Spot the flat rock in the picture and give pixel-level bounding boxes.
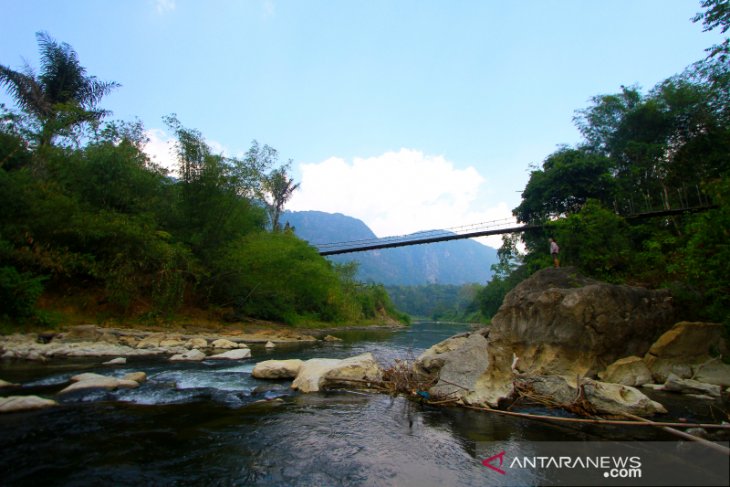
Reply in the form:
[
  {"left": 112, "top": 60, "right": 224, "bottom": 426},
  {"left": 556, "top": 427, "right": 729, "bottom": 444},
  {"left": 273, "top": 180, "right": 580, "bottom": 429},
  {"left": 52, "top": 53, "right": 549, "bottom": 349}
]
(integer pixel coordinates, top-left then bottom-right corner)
[
  {"left": 60, "top": 375, "right": 139, "bottom": 394},
  {"left": 663, "top": 373, "right": 722, "bottom": 398},
  {"left": 210, "top": 339, "right": 238, "bottom": 349},
  {"left": 264, "top": 341, "right": 276, "bottom": 349},
  {"left": 103, "top": 357, "right": 127, "bottom": 365},
  {"left": 252, "top": 359, "right": 304, "bottom": 379},
  {"left": 597, "top": 356, "right": 652, "bottom": 387},
  {"left": 582, "top": 378, "right": 667, "bottom": 416},
  {"left": 208, "top": 348, "right": 252, "bottom": 360},
  {"left": 692, "top": 361, "right": 730, "bottom": 387},
  {"left": 0, "top": 395, "right": 58, "bottom": 413},
  {"left": 169, "top": 349, "right": 206, "bottom": 362}
]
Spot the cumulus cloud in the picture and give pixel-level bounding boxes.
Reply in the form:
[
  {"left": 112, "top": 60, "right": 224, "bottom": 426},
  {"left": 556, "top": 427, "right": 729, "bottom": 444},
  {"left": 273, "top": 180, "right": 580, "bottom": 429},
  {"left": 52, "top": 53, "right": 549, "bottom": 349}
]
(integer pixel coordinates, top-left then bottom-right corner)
[
  {"left": 288, "top": 149, "right": 514, "bottom": 248},
  {"left": 143, "top": 128, "right": 178, "bottom": 175}
]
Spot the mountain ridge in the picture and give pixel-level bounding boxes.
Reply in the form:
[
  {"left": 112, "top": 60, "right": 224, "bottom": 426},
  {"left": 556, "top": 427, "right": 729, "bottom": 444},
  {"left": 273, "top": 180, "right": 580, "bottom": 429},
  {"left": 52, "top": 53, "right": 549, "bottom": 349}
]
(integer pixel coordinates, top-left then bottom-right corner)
[{"left": 282, "top": 210, "right": 498, "bottom": 285}]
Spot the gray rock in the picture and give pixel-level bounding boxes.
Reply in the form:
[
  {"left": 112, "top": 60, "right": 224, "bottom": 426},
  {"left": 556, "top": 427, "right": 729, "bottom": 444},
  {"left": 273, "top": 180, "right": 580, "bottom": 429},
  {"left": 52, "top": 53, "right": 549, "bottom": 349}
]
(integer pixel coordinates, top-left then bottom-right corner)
[
  {"left": 663, "top": 373, "right": 722, "bottom": 398},
  {"left": 324, "top": 353, "right": 382, "bottom": 388},
  {"left": 692, "top": 361, "right": 730, "bottom": 387},
  {"left": 644, "top": 322, "right": 725, "bottom": 383},
  {"left": 252, "top": 359, "right": 304, "bottom": 379},
  {"left": 514, "top": 375, "right": 667, "bottom": 417},
  {"left": 208, "top": 348, "right": 252, "bottom": 360},
  {"left": 169, "top": 349, "right": 206, "bottom": 362},
  {"left": 489, "top": 267, "right": 675, "bottom": 380}
]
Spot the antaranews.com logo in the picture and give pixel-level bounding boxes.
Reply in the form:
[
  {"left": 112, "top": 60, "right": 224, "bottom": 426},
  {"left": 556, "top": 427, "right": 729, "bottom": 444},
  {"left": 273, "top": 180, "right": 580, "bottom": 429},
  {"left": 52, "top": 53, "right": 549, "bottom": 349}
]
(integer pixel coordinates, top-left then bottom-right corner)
[
  {"left": 483, "top": 449, "right": 642, "bottom": 479},
  {"left": 477, "top": 441, "right": 728, "bottom": 486}
]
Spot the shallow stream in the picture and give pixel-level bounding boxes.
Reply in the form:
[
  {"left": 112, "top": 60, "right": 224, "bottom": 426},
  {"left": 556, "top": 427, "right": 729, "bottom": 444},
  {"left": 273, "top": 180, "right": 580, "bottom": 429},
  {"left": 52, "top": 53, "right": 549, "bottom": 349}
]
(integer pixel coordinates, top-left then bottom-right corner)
[{"left": 0, "top": 322, "right": 726, "bottom": 486}]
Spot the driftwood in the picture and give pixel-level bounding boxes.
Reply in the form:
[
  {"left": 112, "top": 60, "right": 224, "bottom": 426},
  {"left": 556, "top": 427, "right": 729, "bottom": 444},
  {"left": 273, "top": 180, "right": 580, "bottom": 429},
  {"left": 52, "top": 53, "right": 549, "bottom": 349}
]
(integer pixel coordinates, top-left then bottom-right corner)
[
  {"left": 621, "top": 412, "right": 730, "bottom": 456},
  {"left": 333, "top": 359, "right": 730, "bottom": 454}
]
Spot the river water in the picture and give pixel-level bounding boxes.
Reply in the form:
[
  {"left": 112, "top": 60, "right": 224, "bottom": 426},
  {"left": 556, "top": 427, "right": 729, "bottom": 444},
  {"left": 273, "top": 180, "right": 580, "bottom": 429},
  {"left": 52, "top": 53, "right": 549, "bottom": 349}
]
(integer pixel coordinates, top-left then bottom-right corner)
[{"left": 0, "top": 322, "right": 726, "bottom": 486}]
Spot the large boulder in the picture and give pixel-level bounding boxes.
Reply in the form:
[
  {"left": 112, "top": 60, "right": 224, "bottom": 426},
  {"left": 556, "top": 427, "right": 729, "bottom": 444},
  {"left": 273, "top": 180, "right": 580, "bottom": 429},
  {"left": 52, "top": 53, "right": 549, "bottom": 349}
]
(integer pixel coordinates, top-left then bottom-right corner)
[
  {"left": 415, "top": 330, "right": 491, "bottom": 403},
  {"left": 252, "top": 359, "right": 304, "bottom": 379},
  {"left": 324, "top": 353, "right": 382, "bottom": 388},
  {"left": 415, "top": 267, "right": 676, "bottom": 407},
  {"left": 597, "top": 356, "right": 652, "bottom": 387},
  {"left": 489, "top": 267, "right": 675, "bottom": 380},
  {"left": 291, "top": 359, "right": 342, "bottom": 392},
  {"left": 290, "top": 354, "right": 383, "bottom": 392},
  {"left": 643, "top": 322, "right": 727, "bottom": 383}
]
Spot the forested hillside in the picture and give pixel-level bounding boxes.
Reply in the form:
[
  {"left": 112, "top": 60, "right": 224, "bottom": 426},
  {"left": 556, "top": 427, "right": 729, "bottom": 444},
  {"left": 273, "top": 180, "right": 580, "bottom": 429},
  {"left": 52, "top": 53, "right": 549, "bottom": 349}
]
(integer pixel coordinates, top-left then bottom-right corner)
[
  {"left": 0, "top": 33, "right": 406, "bottom": 328},
  {"left": 474, "top": 1, "right": 730, "bottom": 331}
]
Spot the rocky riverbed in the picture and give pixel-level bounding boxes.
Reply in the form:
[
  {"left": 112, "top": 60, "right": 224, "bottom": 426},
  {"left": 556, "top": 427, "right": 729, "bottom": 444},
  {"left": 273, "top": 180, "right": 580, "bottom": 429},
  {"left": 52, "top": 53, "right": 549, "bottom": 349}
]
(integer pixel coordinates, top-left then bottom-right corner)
[
  {"left": 2, "top": 267, "right": 730, "bottom": 420},
  {"left": 411, "top": 267, "right": 730, "bottom": 418}
]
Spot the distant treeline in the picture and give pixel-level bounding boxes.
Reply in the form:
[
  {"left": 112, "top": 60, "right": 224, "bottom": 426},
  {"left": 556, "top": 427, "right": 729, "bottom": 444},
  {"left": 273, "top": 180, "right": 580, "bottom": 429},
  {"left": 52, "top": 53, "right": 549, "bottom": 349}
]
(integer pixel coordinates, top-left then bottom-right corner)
[
  {"left": 386, "top": 284, "right": 482, "bottom": 323},
  {"left": 0, "top": 32, "right": 407, "bottom": 328}
]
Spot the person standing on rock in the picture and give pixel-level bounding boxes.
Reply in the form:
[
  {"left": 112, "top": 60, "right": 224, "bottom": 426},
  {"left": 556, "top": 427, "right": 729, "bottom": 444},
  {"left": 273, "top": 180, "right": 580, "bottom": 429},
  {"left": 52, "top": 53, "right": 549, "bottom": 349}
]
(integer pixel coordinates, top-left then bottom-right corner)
[{"left": 549, "top": 238, "right": 560, "bottom": 268}]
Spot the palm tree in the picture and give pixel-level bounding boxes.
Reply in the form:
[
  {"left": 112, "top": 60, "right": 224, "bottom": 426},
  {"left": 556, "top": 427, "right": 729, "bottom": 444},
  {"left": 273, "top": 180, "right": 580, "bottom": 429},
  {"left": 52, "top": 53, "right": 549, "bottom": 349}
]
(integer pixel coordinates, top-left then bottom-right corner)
[
  {"left": 262, "top": 165, "right": 300, "bottom": 232},
  {"left": 0, "top": 31, "right": 119, "bottom": 147}
]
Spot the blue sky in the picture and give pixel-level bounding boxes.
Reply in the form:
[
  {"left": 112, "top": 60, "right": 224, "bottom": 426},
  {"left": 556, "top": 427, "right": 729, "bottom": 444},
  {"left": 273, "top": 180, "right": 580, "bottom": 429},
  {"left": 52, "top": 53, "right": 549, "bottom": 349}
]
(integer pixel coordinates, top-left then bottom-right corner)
[{"left": 1, "top": 0, "right": 723, "bottom": 247}]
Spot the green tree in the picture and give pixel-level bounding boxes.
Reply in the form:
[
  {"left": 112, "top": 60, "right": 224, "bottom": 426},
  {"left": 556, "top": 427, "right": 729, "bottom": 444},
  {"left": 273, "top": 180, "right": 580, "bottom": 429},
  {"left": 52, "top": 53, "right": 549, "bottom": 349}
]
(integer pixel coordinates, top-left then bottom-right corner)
[
  {"left": 514, "top": 147, "right": 614, "bottom": 224},
  {"left": 0, "top": 32, "right": 119, "bottom": 147},
  {"left": 261, "top": 163, "right": 300, "bottom": 231}
]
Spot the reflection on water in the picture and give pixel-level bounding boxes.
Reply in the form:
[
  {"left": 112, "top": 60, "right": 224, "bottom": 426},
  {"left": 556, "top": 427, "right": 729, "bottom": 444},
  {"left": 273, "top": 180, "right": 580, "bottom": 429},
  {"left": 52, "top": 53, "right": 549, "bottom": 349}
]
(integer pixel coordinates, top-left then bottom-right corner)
[{"left": 0, "top": 322, "right": 702, "bottom": 486}]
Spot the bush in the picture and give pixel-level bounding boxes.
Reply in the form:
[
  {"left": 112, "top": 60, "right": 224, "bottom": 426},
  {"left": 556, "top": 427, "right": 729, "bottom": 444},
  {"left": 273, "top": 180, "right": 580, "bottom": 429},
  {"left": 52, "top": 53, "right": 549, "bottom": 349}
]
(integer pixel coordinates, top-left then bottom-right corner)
[{"left": 0, "top": 266, "right": 45, "bottom": 321}]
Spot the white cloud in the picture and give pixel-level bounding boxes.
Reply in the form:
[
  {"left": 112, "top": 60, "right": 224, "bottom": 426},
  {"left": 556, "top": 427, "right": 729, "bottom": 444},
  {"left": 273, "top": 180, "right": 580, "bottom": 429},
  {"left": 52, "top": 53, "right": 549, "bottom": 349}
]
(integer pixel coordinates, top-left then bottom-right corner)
[
  {"left": 143, "top": 128, "right": 178, "bottom": 175},
  {"left": 154, "top": 0, "right": 176, "bottom": 14},
  {"left": 142, "top": 128, "right": 243, "bottom": 177},
  {"left": 288, "top": 149, "right": 514, "bottom": 248}
]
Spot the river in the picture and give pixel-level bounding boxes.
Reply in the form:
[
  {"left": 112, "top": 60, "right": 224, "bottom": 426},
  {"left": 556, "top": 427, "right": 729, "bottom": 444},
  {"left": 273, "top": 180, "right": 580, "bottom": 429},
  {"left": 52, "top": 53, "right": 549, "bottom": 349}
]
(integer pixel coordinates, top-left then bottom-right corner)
[{"left": 0, "top": 322, "right": 726, "bottom": 486}]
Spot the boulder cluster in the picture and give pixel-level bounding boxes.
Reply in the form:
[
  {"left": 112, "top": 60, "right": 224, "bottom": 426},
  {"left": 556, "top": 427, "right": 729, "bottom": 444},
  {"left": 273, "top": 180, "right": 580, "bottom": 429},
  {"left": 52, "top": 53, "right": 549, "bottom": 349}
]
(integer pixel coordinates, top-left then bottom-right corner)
[
  {"left": 414, "top": 267, "right": 730, "bottom": 417},
  {"left": 0, "top": 326, "right": 317, "bottom": 362}
]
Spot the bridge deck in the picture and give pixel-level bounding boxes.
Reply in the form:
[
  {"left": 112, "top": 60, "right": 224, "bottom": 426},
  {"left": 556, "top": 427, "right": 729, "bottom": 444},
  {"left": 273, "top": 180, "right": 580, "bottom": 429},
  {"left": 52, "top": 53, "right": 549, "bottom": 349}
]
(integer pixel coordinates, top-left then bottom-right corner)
[{"left": 315, "top": 206, "right": 716, "bottom": 256}]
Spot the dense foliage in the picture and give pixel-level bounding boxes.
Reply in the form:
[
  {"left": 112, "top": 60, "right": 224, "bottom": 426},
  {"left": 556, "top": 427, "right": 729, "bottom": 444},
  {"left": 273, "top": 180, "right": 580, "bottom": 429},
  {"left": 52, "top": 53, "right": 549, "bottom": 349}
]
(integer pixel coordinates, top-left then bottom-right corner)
[
  {"left": 0, "top": 33, "right": 405, "bottom": 327},
  {"left": 386, "top": 284, "right": 482, "bottom": 322},
  {"left": 475, "top": 1, "right": 730, "bottom": 332}
]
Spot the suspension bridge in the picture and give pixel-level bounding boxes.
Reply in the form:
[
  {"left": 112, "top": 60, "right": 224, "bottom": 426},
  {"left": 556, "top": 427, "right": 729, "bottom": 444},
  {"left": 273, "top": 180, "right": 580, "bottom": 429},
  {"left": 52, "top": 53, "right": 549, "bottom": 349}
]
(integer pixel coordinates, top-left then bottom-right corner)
[{"left": 314, "top": 205, "right": 716, "bottom": 256}]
